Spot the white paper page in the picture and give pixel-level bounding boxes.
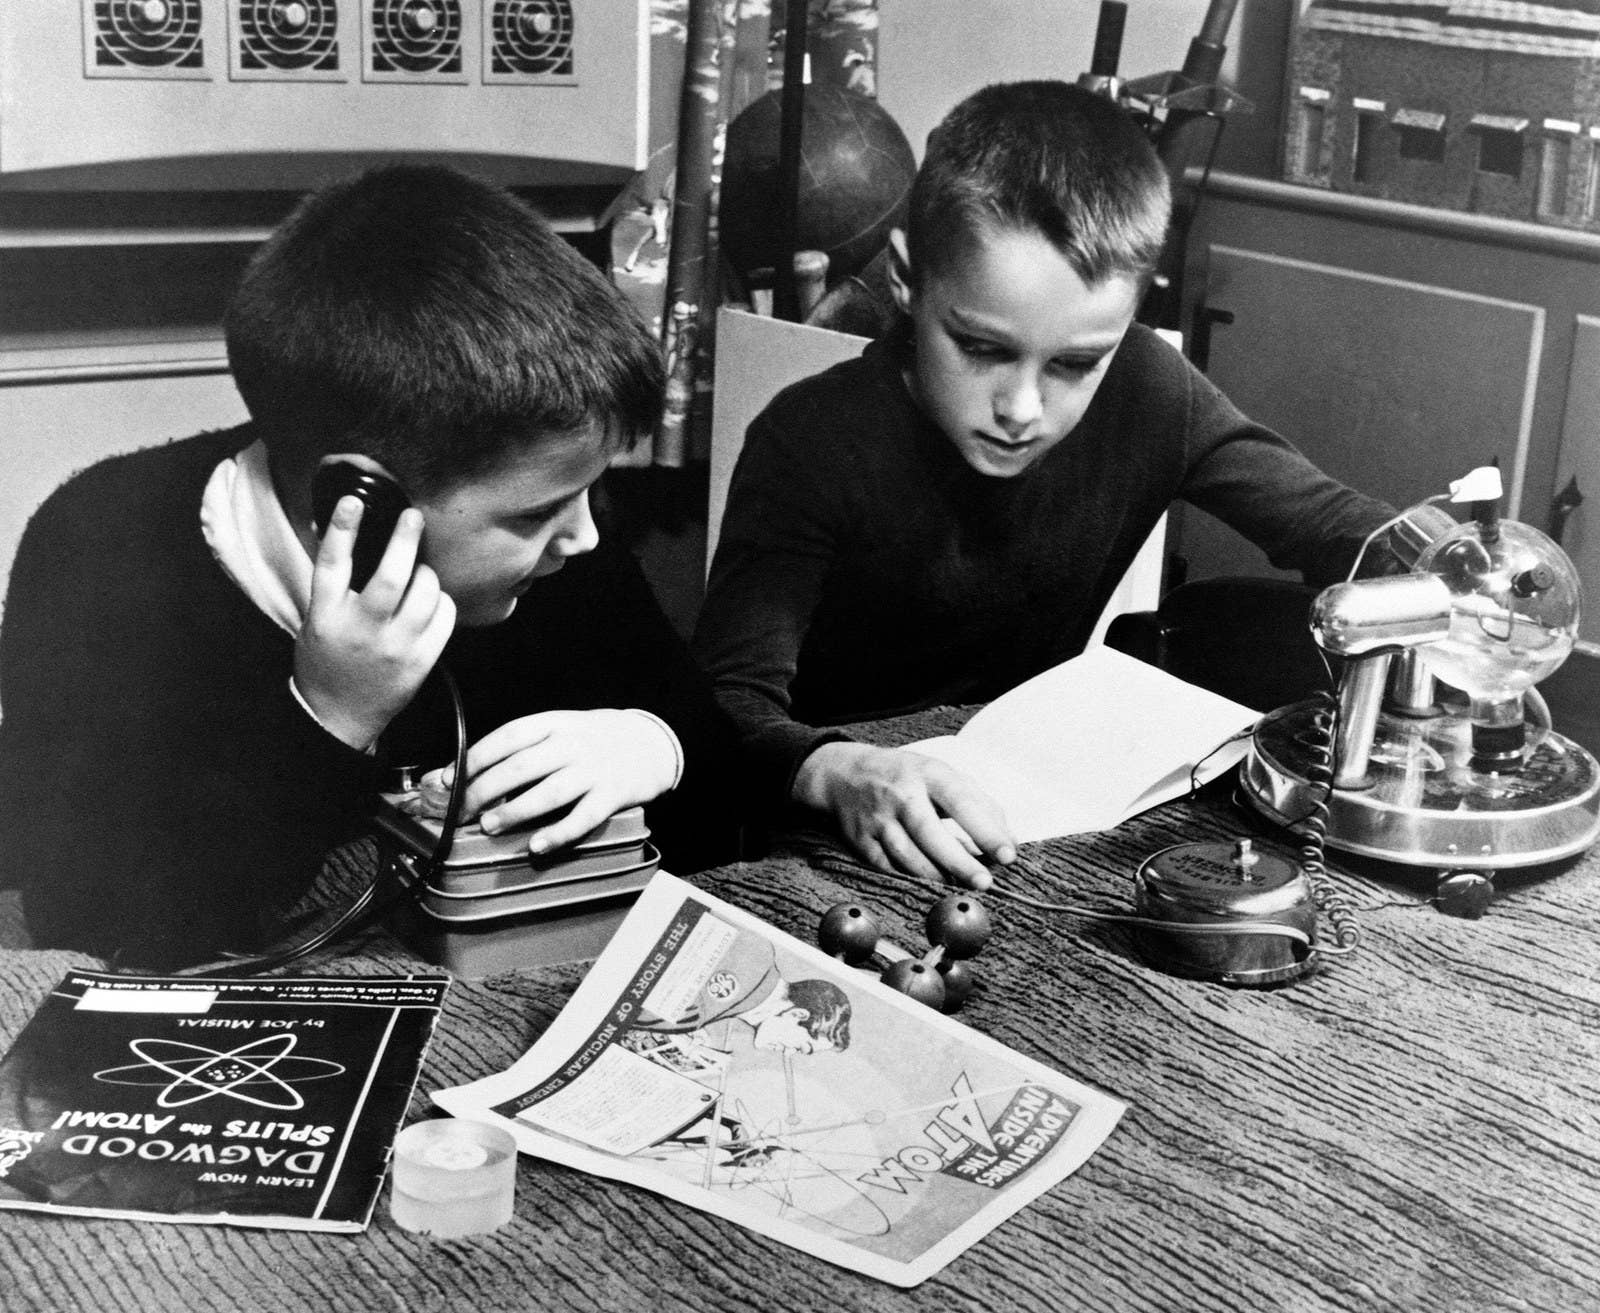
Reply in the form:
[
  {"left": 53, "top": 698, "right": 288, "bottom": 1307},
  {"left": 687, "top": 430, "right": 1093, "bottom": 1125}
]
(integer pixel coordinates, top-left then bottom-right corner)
[
  {"left": 902, "top": 736, "right": 1105, "bottom": 840},
  {"left": 904, "top": 648, "right": 1258, "bottom": 843}
]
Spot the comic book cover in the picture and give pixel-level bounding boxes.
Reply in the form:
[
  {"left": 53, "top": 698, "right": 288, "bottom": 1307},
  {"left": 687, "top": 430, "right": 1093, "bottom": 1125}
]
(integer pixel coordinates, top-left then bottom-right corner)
[
  {"left": 432, "top": 873, "right": 1124, "bottom": 1286},
  {"left": 0, "top": 973, "right": 448, "bottom": 1231}
]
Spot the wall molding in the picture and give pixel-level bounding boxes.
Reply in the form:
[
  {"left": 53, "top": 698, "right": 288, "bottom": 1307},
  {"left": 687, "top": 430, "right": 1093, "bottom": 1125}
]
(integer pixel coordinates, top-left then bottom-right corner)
[{"left": 1197, "top": 170, "right": 1600, "bottom": 263}]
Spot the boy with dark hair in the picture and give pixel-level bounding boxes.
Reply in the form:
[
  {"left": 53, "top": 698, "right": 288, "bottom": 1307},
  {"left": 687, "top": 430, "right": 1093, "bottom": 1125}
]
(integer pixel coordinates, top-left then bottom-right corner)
[
  {"left": 0, "top": 164, "right": 742, "bottom": 967},
  {"left": 694, "top": 81, "right": 1395, "bottom": 890}
]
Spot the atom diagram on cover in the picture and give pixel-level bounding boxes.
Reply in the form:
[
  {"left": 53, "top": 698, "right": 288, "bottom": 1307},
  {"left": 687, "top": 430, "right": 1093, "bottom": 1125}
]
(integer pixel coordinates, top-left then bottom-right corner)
[{"left": 93, "top": 1034, "right": 346, "bottom": 1110}]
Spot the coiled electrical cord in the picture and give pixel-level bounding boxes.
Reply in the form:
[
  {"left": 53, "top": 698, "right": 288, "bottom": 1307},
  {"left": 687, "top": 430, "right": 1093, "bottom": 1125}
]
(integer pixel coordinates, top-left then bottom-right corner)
[{"left": 1295, "top": 688, "right": 1361, "bottom": 957}]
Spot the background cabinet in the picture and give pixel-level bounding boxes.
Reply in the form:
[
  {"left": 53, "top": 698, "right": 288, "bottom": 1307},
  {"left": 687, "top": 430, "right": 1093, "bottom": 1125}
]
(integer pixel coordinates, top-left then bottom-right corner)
[{"left": 1176, "top": 171, "right": 1600, "bottom": 646}]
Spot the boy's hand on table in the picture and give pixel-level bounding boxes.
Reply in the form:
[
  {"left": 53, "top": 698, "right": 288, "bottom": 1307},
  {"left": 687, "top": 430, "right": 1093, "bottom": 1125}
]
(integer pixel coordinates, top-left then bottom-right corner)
[
  {"left": 295, "top": 499, "right": 456, "bottom": 750},
  {"left": 792, "top": 742, "right": 1016, "bottom": 891},
  {"left": 456, "top": 709, "right": 680, "bottom": 854}
]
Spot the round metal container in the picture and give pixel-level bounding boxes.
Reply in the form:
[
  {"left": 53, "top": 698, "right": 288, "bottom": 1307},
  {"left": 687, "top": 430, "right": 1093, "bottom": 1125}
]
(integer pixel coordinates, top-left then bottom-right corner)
[
  {"left": 1240, "top": 700, "right": 1600, "bottom": 869},
  {"left": 1133, "top": 840, "right": 1318, "bottom": 986}
]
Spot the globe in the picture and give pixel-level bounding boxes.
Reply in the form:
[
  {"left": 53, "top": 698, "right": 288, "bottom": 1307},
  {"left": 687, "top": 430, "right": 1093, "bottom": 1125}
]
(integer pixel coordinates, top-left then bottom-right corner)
[{"left": 720, "top": 85, "right": 917, "bottom": 286}]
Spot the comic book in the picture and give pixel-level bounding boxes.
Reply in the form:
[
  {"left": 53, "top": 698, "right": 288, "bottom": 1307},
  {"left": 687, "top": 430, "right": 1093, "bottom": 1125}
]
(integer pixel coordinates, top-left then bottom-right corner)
[
  {"left": 432, "top": 873, "right": 1125, "bottom": 1286},
  {"left": 0, "top": 972, "right": 448, "bottom": 1231}
]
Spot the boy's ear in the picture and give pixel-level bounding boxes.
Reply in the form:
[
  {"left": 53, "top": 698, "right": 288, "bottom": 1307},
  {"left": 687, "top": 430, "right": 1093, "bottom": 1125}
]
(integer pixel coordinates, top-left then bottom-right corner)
[{"left": 886, "top": 229, "right": 915, "bottom": 315}]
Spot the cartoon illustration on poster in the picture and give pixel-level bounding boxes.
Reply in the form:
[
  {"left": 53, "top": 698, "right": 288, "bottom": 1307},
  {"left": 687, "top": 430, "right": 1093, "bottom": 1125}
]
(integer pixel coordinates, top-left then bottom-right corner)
[{"left": 434, "top": 874, "right": 1121, "bottom": 1286}]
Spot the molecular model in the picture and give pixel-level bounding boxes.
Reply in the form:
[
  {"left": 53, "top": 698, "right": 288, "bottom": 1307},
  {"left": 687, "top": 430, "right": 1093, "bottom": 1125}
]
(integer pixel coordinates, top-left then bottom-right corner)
[{"left": 818, "top": 893, "right": 992, "bottom": 1013}]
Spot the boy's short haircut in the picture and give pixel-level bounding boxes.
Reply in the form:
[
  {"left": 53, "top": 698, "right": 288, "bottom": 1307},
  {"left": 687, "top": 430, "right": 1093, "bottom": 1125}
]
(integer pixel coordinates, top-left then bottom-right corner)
[
  {"left": 225, "top": 163, "right": 663, "bottom": 497},
  {"left": 906, "top": 80, "right": 1171, "bottom": 289}
]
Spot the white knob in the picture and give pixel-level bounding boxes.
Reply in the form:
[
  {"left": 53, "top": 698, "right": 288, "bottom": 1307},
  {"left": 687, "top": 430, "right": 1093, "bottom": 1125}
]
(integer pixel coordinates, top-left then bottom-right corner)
[{"left": 402, "top": 3, "right": 439, "bottom": 36}]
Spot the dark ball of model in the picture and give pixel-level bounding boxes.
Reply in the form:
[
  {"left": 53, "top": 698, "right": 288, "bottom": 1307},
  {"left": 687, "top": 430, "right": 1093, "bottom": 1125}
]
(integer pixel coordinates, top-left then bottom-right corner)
[
  {"left": 818, "top": 903, "right": 882, "bottom": 965},
  {"left": 880, "top": 959, "right": 947, "bottom": 1009},
  {"left": 935, "top": 959, "right": 976, "bottom": 1013},
  {"left": 925, "top": 894, "right": 992, "bottom": 960}
]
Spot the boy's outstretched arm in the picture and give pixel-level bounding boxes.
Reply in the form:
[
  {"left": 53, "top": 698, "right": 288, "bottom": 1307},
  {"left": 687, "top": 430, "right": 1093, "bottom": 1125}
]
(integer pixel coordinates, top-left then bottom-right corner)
[
  {"left": 695, "top": 407, "right": 1018, "bottom": 887},
  {"left": 451, "top": 708, "right": 682, "bottom": 855},
  {"left": 402, "top": 536, "right": 746, "bottom": 875},
  {"left": 791, "top": 741, "right": 1015, "bottom": 890}
]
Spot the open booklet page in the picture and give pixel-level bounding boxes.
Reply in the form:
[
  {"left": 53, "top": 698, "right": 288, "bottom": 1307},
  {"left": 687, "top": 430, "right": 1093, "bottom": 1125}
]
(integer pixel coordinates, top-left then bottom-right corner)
[
  {"left": 905, "top": 646, "right": 1260, "bottom": 843},
  {"left": 431, "top": 872, "right": 1124, "bottom": 1287}
]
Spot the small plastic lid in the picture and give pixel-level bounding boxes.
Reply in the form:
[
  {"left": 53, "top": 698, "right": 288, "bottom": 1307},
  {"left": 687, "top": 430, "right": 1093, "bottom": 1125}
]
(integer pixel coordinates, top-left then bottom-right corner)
[{"left": 389, "top": 1118, "right": 517, "bottom": 1238}]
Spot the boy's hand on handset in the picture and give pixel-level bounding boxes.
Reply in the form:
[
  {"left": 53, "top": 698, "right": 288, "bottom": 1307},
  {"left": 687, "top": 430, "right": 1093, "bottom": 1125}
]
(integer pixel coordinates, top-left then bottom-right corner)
[
  {"left": 294, "top": 496, "right": 457, "bottom": 750},
  {"left": 792, "top": 741, "right": 1016, "bottom": 891},
  {"left": 456, "top": 709, "right": 679, "bottom": 853}
]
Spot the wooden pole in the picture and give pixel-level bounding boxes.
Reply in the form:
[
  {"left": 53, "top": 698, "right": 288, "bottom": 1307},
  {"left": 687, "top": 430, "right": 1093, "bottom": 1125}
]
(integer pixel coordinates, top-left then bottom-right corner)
[{"left": 772, "top": 0, "right": 809, "bottom": 322}]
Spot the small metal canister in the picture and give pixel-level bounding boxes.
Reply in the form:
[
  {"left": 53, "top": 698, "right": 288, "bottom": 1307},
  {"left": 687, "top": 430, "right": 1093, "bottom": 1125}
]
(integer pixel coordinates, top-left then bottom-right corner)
[{"left": 1132, "top": 839, "right": 1318, "bottom": 986}]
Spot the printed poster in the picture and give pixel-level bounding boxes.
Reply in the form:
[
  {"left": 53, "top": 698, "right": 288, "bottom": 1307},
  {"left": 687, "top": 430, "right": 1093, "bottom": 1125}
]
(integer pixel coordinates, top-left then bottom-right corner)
[{"left": 434, "top": 872, "right": 1123, "bottom": 1286}]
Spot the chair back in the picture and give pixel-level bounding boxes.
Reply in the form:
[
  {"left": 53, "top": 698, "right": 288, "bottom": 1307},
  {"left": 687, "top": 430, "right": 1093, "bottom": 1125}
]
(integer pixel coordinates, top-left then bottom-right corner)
[{"left": 708, "top": 308, "right": 870, "bottom": 574}]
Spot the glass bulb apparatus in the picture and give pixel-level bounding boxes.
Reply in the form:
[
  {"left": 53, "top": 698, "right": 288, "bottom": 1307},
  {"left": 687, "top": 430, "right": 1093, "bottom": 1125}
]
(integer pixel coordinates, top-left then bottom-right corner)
[
  {"left": 1414, "top": 509, "right": 1581, "bottom": 771},
  {"left": 1240, "top": 476, "right": 1600, "bottom": 869}
]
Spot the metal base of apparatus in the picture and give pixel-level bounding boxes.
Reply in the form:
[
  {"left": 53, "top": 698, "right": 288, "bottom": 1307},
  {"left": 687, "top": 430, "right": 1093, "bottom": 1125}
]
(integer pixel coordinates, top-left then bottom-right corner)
[{"left": 1240, "top": 699, "right": 1600, "bottom": 869}]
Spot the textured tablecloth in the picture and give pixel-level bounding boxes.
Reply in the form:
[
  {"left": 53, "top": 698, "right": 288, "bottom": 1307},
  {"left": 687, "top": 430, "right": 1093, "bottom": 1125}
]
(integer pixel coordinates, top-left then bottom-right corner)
[{"left": 2, "top": 704, "right": 1597, "bottom": 1313}]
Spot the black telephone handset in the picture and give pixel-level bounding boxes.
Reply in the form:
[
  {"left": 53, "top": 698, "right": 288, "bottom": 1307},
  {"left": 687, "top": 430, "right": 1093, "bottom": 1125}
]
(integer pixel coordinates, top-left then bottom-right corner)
[{"left": 310, "top": 461, "right": 413, "bottom": 592}]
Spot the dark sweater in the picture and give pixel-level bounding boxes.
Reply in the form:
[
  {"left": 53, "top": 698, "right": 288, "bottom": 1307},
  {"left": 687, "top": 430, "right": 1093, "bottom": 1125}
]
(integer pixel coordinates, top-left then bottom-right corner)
[
  {"left": 693, "top": 323, "right": 1395, "bottom": 806},
  {"left": 0, "top": 428, "right": 743, "bottom": 966}
]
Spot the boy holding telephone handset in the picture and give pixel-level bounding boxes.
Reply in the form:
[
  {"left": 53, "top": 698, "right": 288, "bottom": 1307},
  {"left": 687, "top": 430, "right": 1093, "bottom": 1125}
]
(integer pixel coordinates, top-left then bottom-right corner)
[{"left": 0, "top": 165, "right": 744, "bottom": 968}]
